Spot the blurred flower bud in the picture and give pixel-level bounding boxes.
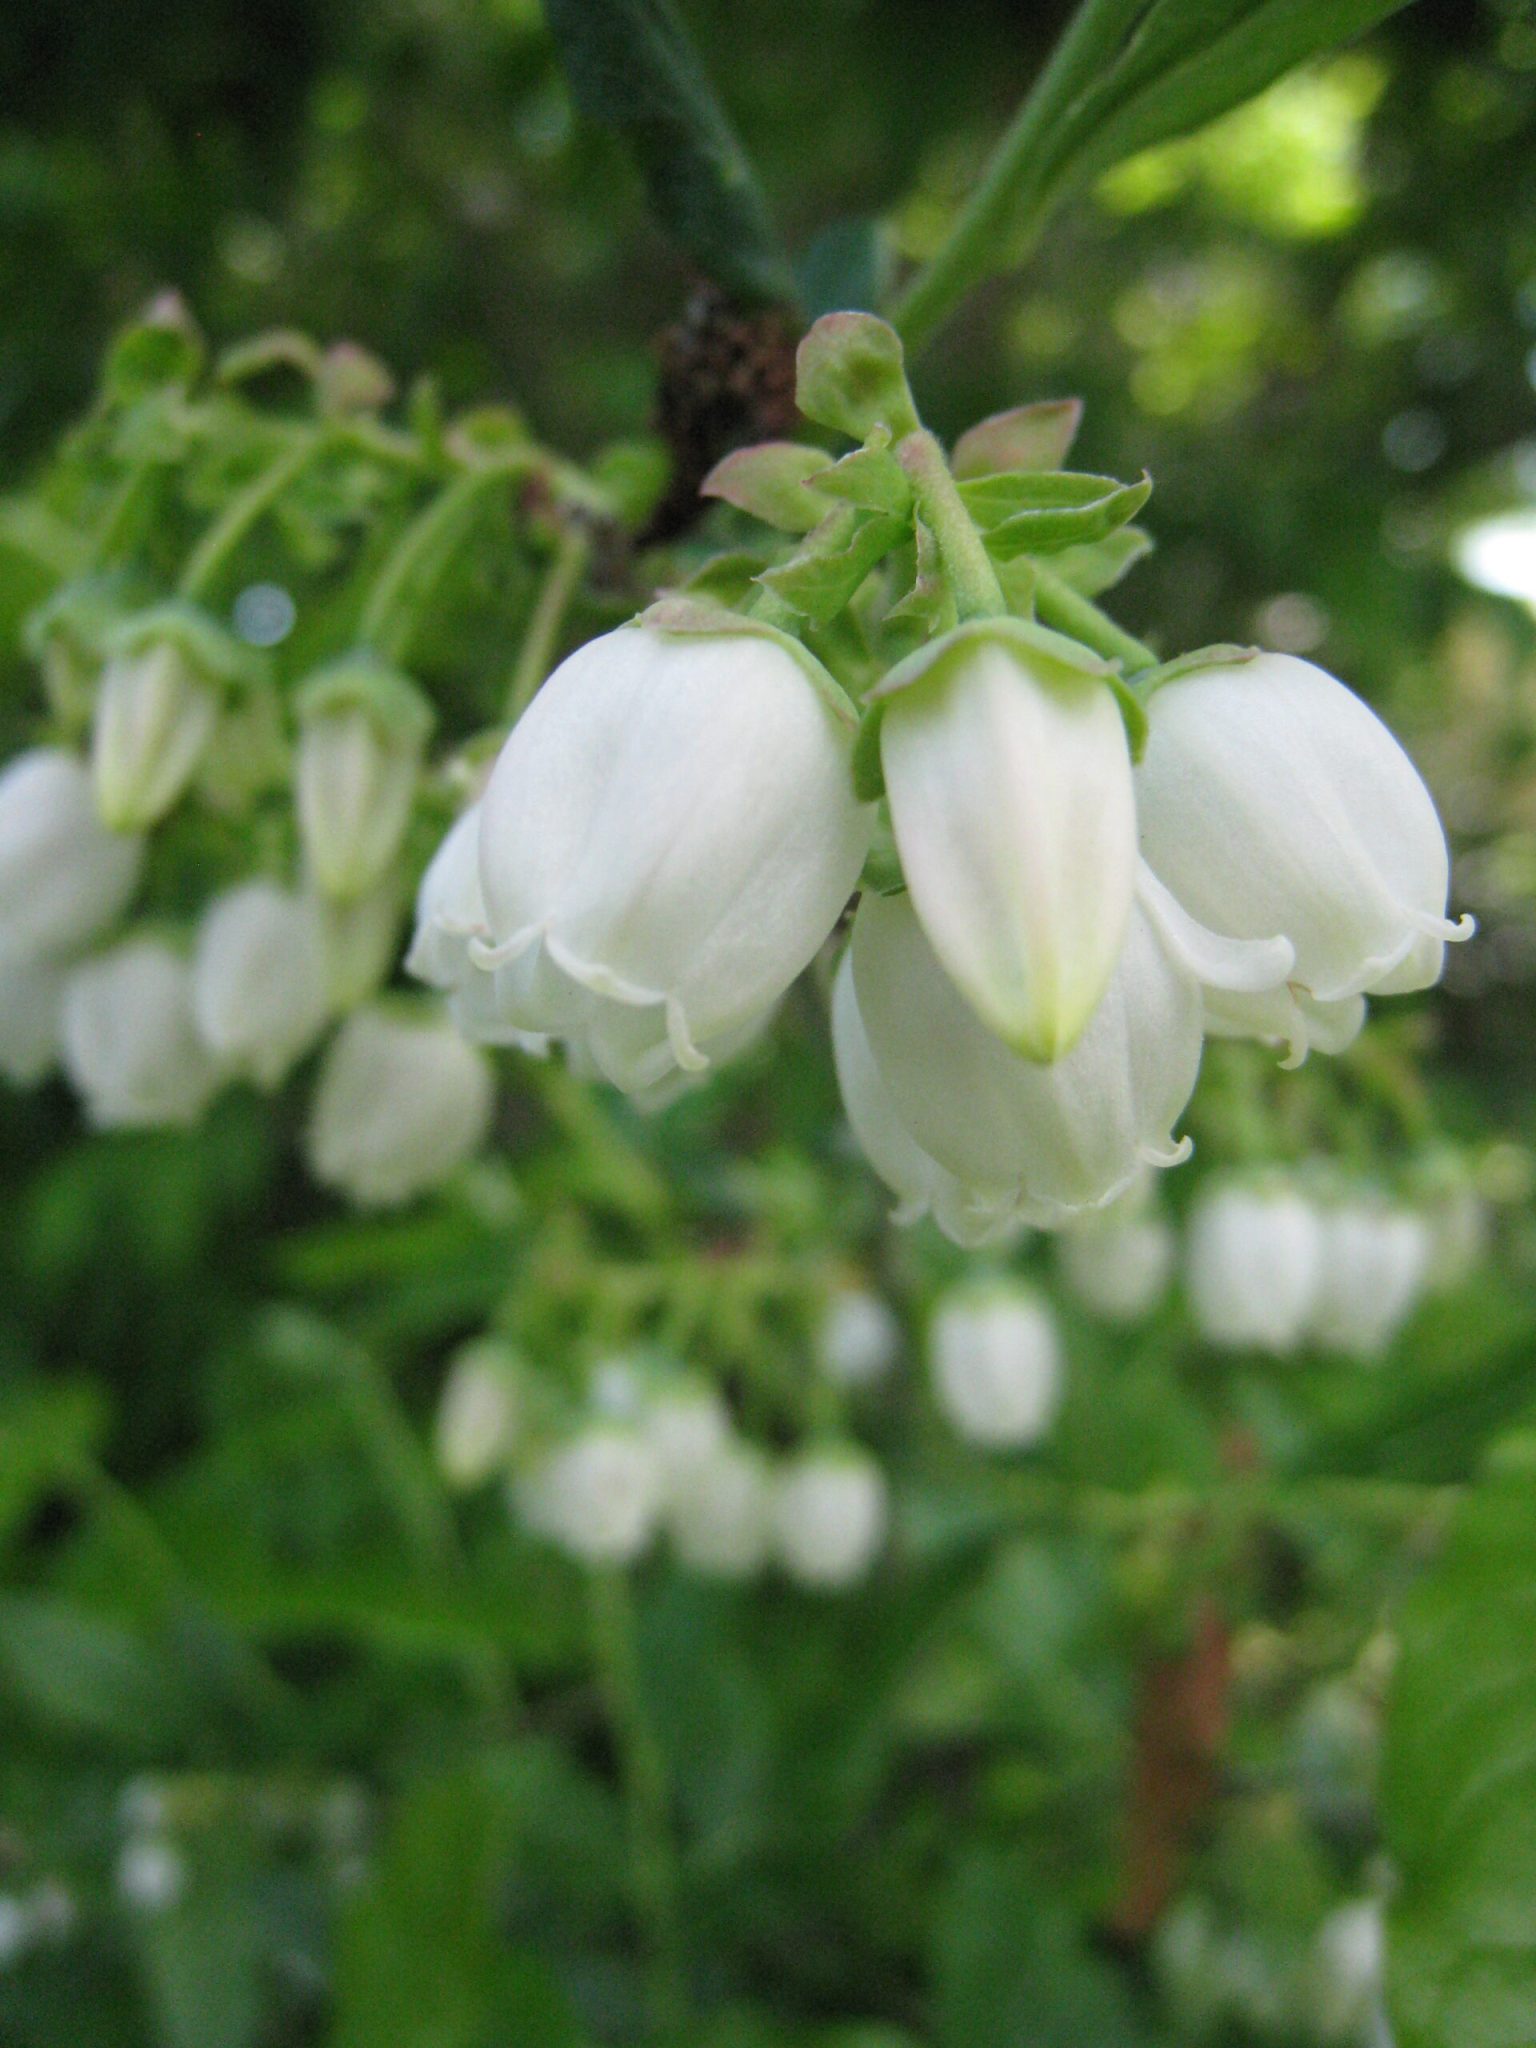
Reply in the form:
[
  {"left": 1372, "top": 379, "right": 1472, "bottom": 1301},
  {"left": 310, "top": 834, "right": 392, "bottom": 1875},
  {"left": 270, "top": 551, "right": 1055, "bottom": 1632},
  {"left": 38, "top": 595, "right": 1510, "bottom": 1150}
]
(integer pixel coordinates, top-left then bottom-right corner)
[
  {"left": 434, "top": 1337, "right": 522, "bottom": 1489},
  {"left": 470, "top": 615, "right": 871, "bottom": 1095},
  {"left": 849, "top": 886, "right": 1203, "bottom": 1228},
  {"left": 641, "top": 1380, "right": 732, "bottom": 1495},
  {"left": 295, "top": 656, "right": 434, "bottom": 901},
  {"left": 1186, "top": 1181, "right": 1323, "bottom": 1353},
  {"left": 668, "top": 1438, "right": 774, "bottom": 1578},
  {"left": 61, "top": 938, "right": 222, "bottom": 1128},
  {"left": 1310, "top": 1900, "right": 1385, "bottom": 2045},
  {"left": 877, "top": 618, "right": 1137, "bottom": 1060},
  {"left": 192, "top": 882, "right": 329, "bottom": 1087},
  {"left": 815, "top": 1282, "right": 901, "bottom": 1387},
  {"left": 1055, "top": 1207, "right": 1175, "bottom": 1323},
  {"left": 517, "top": 1425, "right": 663, "bottom": 1565},
  {"left": 22, "top": 575, "right": 130, "bottom": 728},
  {"left": 772, "top": 1446, "right": 888, "bottom": 1590},
  {"left": 92, "top": 606, "right": 246, "bottom": 830},
  {"left": 0, "top": 947, "right": 69, "bottom": 1085},
  {"left": 0, "top": 749, "right": 142, "bottom": 957},
  {"left": 1308, "top": 1200, "right": 1432, "bottom": 1358},
  {"left": 315, "top": 873, "right": 405, "bottom": 1011},
  {"left": 1137, "top": 654, "right": 1471, "bottom": 1036},
  {"left": 929, "top": 1281, "right": 1063, "bottom": 1449},
  {"left": 305, "top": 1003, "right": 493, "bottom": 1205},
  {"left": 116, "top": 1837, "right": 185, "bottom": 1915}
]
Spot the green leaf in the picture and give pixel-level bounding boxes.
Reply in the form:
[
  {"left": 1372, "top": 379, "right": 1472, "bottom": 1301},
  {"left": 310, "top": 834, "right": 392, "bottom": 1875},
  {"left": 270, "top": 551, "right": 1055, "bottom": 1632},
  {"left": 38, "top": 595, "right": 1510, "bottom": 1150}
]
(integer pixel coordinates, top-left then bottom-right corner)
[
  {"left": 951, "top": 399, "right": 1083, "bottom": 479},
  {"left": 0, "top": 1594, "right": 191, "bottom": 1746},
  {"left": 973, "top": 474, "right": 1153, "bottom": 559},
  {"left": 132, "top": 1826, "right": 262, "bottom": 2048},
  {"left": 700, "top": 442, "right": 834, "bottom": 531},
  {"left": 0, "top": 1381, "right": 110, "bottom": 1552},
  {"left": 1048, "top": 526, "right": 1154, "bottom": 596},
  {"left": 1384, "top": 1447, "right": 1536, "bottom": 2048},
  {"left": 757, "top": 507, "right": 910, "bottom": 621},
  {"left": 542, "top": 0, "right": 795, "bottom": 306},
  {"left": 796, "top": 215, "right": 893, "bottom": 320},
  {"left": 795, "top": 314, "right": 920, "bottom": 442},
  {"left": 810, "top": 439, "right": 913, "bottom": 519}
]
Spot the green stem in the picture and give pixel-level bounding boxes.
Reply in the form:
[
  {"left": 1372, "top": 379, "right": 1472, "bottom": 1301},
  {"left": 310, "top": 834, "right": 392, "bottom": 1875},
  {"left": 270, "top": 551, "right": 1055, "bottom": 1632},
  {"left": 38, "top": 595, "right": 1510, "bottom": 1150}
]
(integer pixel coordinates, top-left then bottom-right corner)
[
  {"left": 178, "top": 428, "right": 331, "bottom": 603},
  {"left": 1032, "top": 562, "right": 1157, "bottom": 673},
  {"left": 90, "top": 458, "right": 168, "bottom": 568},
  {"left": 589, "top": 1571, "right": 687, "bottom": 2039},
  {"left": 890, "top": 0, "right": 1150, "bottom": 352},
  {"left": 504, "top": 521, "right": 592, "bottom": 722},
  {"left": 898, "top": 430, "right": 1006, "bottom": 621},
  {"left": 357, "top": 464, "right": 514, "bottom": 665}
]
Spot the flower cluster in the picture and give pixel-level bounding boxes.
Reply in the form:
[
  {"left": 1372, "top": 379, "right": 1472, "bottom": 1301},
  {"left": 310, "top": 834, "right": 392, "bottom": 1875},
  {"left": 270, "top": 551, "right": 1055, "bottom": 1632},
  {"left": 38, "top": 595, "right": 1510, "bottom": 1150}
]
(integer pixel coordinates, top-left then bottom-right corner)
[{"left": 434, "top": 1347, "right": 890, "bottom": 1591}]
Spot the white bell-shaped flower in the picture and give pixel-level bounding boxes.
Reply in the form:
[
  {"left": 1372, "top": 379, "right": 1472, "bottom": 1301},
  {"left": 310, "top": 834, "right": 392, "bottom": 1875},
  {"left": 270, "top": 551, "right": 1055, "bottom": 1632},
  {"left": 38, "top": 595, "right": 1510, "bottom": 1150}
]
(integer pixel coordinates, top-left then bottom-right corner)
[
  {"left": 517, "top": 1425, "right": 663, "bottom": 1565},
  {"left": 815, "top": 1283, "right": 901, "bottom": 1388},
  {"left": 1307, "top": 1200, "right": 1432, "bottom": 1358},
  {"left": 830, "top": 950, "right": 1027, "bottom": 1247},
  {"left": 92, "top": 637, "right": 219, "bottom": 831},
  {"left": 1310, "top": 1901, "right": 1385, "bottom": 2046},
  {"left": 472, "top": 617, "right": 871, "bottom": 1095},
  {"left": 850, "top": 885, "right": 1205, "bottom": 1226},
  {"left": 0, "top": 948, "right": 69, "bottom": 1085},
  {"left": 60, "top": 938, "right": 222, "bottom": 1128},
  {"left": 192, "top": 882, "right": 329, "bottom": 1088},
  {"left": 406, "top": 804, "right": 550, "bottom": 1055},
  {"left": 641, "top": 1380, "right": 733, "bottom": 1497},
  {"left": 1186, "top": 1180, "right": 1323, "bottom": 1353},
  {"left": 295, "top": 657, "right": 433, "bottom": 901},
  {"left": 772, "top": 1446, "right": 888, "bottom": 1590},
  {"left": 876, "top": 617, "right": 1137, "bottom": 1059},
  {"left": 928, "top": 1281, "right": 1063, "bottom": 1449},
  {"left": 1136, "top": 653, "right": 1472, "bottom": 1022},
  {"left": 667, "top": 1438, "right": 774, "bottom": 1579},
  {"left": 434, "top": 1337, "right": 522, "bottom": 1489},
  {"left": 1055, "top": 1207, "right": 1175, "bottom": 1323},
  {"left": 0, "top": 749, "right": 142, "bottom": 958},
  {"left": 305, "top": 1003, "right": 493, "bottom": 1206}
]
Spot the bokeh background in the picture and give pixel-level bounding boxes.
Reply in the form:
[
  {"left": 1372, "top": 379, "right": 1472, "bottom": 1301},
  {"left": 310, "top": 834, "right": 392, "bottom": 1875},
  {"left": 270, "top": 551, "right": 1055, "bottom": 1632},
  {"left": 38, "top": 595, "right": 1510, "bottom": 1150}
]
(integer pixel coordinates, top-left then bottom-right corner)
[{"left": 2, "top": 1, "right": 1535, "bottom": 2043}]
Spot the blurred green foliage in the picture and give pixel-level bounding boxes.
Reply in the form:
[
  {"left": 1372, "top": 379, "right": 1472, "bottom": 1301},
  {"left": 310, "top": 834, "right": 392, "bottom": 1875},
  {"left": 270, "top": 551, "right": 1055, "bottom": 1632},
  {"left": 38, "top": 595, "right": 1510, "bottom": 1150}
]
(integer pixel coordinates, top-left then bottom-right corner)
[{"left": 3, "top": 1, "right": 1536, "bottom": 2044}]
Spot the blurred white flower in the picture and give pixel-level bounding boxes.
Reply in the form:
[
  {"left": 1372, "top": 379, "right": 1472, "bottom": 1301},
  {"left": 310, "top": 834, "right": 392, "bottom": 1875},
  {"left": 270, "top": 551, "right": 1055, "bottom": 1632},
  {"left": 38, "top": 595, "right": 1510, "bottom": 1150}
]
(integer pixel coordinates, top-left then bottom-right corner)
[
  {"left": 0, "top": 1896, "right": 29, "bottom": 1971},
  {"left": 470, "top": 619, "right": 870, "bottom": 1095},
  {"left": 929, "top": 1281, "right": 1063, "bottom": 1449},
  {"left": 296, "top": 658, "right": 433, "bottom": 901},
  {"left": 61, "top": 939, "right": 222, "bottom": 1128},
  {"left": 1137, "top": 654, "right": 1471, "bottom": 1044},
  {"left": 305, "top": 1004, "right": 493, "bottom": 1205},
  {"left": 641, "top": 1381, "right": 732, "bottom": 1495},
  {"left": 1056, "top": 1205, "right": 1176, "bottom": 1323},
  {"left": 434, "top": 1337, "right": 521, "bottom": 1488},
  {"left": 0, "top": 749, "right": 141, "bottom": 958},
  {"left": 1186, "top": 1181, "right": 1323, "bottom": 1353},
  {"left": 668, "top": 1438, "right": 774, "bottom": 1578},
  {"left": 193, "top": 881, "right": 329, "bottom": 1087},
  {"left": 0, "top": 947, "right": 69, "bottom": 1085},
  {"left": 877, "top": 618, "right": 1137, "bottom": 1059},
  {"left": 517, "top": 1425, "right": 664, "bottom": 1565},
  {"left": 815, "top": 1283, "right": 901, "bottom": 1387},
  {"left": 117, "top": 1837, "right": 186, "bottom": 1915},
  {"left": 772, "top": 1446, "right": 888, "bottom": 1590},
  {"left": 1308, "top": 1201, "right": 1433, "bottom": 1358},
  {"left": 1311, "top": 1900, "right": 1386, "bottom": 2045}
]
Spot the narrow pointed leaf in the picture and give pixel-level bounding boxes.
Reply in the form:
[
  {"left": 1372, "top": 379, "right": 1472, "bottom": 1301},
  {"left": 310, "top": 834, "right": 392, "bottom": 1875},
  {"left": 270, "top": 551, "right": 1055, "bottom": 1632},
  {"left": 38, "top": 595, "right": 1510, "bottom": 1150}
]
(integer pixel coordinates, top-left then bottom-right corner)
[
  {"left": 701, "top": 442, "right": 833, "bottom": 531},
  {"left": 952, "top": 400, "right": 1084, "bottom": 480},
  {"left": 758, "top": 507, "right": 911, "bottom": 620}
]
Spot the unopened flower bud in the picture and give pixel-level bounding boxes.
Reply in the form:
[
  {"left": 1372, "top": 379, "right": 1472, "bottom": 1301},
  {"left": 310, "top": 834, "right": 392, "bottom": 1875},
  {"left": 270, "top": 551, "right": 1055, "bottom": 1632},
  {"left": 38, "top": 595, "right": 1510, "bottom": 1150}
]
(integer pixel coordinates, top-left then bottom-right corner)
[
  {"left": 772, "top": 1446, "right": 888, "bottom": 1590},
  {"left": 192, "top": 881, "right": 329, "bottom": 1087},
  {"left": 668, "top": 1439, "right": 773, "bottom": 1578},
  {"left": 876, "top": 617, "right": 1137, "bottom": 1060},
  {"left": 1308, "top": 1200, "right": 1432, "bottom": 1359},
  {"left": 1137, "top": 653, "right": 1472, "bottom": 1037},
  {"left": 815, "top": 1283, "right": 901, "bottom": 1388},
  {"left": 61, "top": 938, "right": 222, "bottom": 1128},
  {"left": 1186, "top": 1181, "right": 1323, "bottom": 1353},
  {"left": 434, "top": 1337, "right": 522, "bottom": 1488},
  {"left": 315, "top": 874, "right": 405, "bottom": 1011},
  {"left": 295, "top": 657, "right": 434, "bottom": 901},
  {"left": 517, "top": 1425, "right": 663, "bottom": 1565},
  {"left": 305, "top": 1003, "right": 493, "bottom": 1205},
  {"left": 470, "top": 614, "right": 871, "bottom": 1095},
  {"left": 0, "top": 749, "right": 142, "bottom": 957},
  {"left": 929, "top": 1281, "right": 1063, "bottom": 1449},
  {"left": 92, "top": 606, "right": 245, "bottom": 830}
]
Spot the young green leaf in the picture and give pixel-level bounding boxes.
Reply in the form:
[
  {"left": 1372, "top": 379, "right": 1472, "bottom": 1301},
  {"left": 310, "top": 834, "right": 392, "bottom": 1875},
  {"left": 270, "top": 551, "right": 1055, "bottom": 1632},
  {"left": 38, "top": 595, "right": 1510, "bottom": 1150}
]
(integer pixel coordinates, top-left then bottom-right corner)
[{"left": 951, "top": 400, "right": 1084, "bottom": 480}]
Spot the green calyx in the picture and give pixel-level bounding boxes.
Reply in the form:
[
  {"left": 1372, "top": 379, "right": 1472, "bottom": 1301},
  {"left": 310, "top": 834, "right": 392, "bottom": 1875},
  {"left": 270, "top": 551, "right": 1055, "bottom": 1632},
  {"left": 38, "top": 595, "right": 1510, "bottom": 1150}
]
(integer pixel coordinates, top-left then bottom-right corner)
[
  {"left": 632, "top": 595, "right": 862, "bottom": 734},
  {"left": 105, "top": 600, "right": 264, "bottom": 693},
  {"left": 296, "top": 652, "right": 437, "bottom": 748}
]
